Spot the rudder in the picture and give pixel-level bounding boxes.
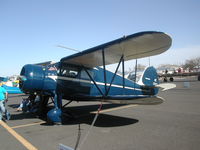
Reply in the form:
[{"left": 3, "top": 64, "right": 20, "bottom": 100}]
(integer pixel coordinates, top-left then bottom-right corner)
[{"left": 138, "top": 66, "right": 159, "bottom": 86}]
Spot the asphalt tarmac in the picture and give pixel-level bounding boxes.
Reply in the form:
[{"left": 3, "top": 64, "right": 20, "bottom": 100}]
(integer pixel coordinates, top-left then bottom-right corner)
[{"left": 0, "top": 78, "right": 200, "bottom": 150}]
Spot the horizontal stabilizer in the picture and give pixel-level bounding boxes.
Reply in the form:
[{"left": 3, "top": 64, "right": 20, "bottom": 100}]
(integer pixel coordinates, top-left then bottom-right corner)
[
  {"left": 156, "top": 83, "right": 176, "bottom": 91},
  {"left": 103, "top": 96, "right": 164, "bottom": 105}
]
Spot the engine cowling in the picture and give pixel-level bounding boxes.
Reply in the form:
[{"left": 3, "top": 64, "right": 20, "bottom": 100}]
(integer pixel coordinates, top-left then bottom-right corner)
[
  {"left": 19, "top": 64, "right": 58, "bottom": 94},
  {"left": 19, "top": 64, "right": 45, "bottom": 93}
]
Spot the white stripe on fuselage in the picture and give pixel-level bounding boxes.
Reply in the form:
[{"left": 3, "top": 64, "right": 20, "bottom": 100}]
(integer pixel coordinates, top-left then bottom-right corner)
[{"left": 48, "top": 75, "right": 142, "bottom": 91}]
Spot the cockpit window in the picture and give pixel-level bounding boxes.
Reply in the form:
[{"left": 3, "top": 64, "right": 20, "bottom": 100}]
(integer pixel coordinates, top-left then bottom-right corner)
[{"left": 59, "top": 65, "right": 79, "bottom": 78}]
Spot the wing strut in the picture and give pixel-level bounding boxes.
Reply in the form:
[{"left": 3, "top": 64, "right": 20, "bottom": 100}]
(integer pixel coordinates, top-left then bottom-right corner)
[
  {"left": 83, "top": 67, "right": 104, "bottom": 96},
  {"left": 106, "top": 55, "right": 124, "bottom": 96},
  {"left": 82, "top": 49, "right": 109, "bottom": 97},
  {"left": 122, "top": 57, "right": 125, "bottom": 90},
  {"left": 102, "top": 49, "right": 107, "bottom": 94},
  {"left": 134, "top": 59, "right": 138, "bottom": 94},
  {"left": 83, "top": 53, "right": 126, "bottom": 98}
]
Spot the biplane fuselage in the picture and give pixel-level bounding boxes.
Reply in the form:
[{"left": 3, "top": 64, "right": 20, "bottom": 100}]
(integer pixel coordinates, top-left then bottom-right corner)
[{"left": 20, "top": 63, "right": 158, "bottom": 100}]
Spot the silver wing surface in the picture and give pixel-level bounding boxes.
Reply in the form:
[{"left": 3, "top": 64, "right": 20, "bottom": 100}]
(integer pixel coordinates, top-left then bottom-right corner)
[{"left": 61, "top": 31, "right": 172, "bottom": 67}]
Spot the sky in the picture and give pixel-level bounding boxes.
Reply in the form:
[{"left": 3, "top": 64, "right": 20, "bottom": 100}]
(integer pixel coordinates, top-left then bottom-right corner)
[{"left": 0, "top": 0, "right": 200, "bottom": 76}]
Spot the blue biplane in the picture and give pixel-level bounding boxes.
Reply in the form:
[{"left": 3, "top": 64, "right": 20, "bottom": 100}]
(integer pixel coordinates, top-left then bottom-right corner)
[{"left": 19, "top": 31, "right": 174, "bottom": 123}]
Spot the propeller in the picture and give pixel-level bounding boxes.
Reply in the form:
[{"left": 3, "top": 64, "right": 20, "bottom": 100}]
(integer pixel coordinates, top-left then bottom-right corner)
[{"left": 56, "top": 45, "right": 81, "bottom": 52}]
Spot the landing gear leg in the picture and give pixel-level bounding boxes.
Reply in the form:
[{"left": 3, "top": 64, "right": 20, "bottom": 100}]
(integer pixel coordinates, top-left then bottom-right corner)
[{"left": 47, "top": 92, "right": 62, "bottom": 124}]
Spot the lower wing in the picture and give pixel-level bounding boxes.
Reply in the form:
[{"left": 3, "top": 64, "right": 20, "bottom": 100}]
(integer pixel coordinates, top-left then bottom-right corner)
[{"left": 102, "top": 96, "right": 164, "bottom": 105}]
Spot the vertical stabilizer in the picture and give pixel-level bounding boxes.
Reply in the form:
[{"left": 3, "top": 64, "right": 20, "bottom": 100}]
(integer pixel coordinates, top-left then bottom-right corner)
[{"left": 138, "top": 66, "right": 159, "bottom": 86}]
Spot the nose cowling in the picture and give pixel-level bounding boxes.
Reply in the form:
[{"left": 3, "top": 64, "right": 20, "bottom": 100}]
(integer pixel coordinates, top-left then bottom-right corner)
[{"left": 19, "top": 64, "right": 45, "bottom": 93}]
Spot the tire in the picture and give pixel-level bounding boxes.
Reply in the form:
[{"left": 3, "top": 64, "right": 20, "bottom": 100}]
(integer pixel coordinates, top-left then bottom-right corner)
[{"left": 163, "top": 77, "right": 168, "bottom": 82}]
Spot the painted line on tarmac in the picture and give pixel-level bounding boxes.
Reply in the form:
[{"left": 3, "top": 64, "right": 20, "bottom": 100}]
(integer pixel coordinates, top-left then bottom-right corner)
[
  {"left": 11, "top": 121, "right": 45, "bottom": 129},
  {"left": 0, "top": 120, "right": 38, "bottom": 150},
  {"left": 91, "top": 104, "right": 138, "bottom": 114}
]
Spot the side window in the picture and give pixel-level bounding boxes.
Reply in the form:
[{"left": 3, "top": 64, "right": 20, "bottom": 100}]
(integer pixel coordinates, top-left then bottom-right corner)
[
  {"left": 68, "top": 70, "right": 78, "bottom": 78},
  {"left": 59, "top": 66, "right": 79, "bottom": 78}
]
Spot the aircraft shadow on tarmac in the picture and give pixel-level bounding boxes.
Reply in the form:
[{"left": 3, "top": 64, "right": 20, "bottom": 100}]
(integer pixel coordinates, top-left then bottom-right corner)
[
  {"left": 7, "top": 103, "right": 39, "bottom": 120},
  {"left": 57, "top": 103, "right": 139, "bottom": 127},
  {"left": 8, "top": 103, "right": 139, "bottom": 127},
  {"left": 11, "top": 113, "right": 39, "bottom": 120},
  {"left": 41, "top": 104, "right": 139, "bottom": 127},
  {"left": 61, "top": 113, "right": 139, "bottom": 128},
  {"left": 8, "top": 104, "right": 19, "bottom": 109},
  {"left": 62, "top": 103, "right": 138, "bottom": 127}
]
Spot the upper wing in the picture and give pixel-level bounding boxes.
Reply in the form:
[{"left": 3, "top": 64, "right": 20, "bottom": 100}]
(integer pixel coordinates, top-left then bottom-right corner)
[{"left": 60, "top": 31, "right": 172, "bottom": 68}]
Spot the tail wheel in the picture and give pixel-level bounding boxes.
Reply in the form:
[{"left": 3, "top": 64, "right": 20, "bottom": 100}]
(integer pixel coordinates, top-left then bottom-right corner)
[
  {"left": 169, "top": 77, "right": 174, "bottom": 82},
  {"left": 163, "top": 77, "right": 168, "bottom": 82}
]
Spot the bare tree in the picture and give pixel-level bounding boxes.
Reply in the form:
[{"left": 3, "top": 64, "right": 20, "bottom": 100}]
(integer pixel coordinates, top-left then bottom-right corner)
[
  {"left": 137, "top": 64, "right": 146, "bottom": 71},
  {"left": 182, "top": 57, "right": 200, "bottom": 70}
]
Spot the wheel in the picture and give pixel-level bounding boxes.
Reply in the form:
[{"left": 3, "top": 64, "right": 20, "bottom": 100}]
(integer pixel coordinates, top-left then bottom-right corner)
[{"left": 169, "top": 77, "right": 174, "bottom": 82}]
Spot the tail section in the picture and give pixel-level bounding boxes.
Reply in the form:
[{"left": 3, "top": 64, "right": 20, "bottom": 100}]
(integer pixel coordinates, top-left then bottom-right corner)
[
  {"left": 138, "top": 66, "right": 159, "bottom": 86},
  {"left": 138, "top": 66, "right": 176, "bottom": 92}
]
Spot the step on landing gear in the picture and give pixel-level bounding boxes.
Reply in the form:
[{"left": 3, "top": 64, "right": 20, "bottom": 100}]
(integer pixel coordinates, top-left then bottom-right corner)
[{"left": 47, "top": 92, "right": 74, "bottom": 124}]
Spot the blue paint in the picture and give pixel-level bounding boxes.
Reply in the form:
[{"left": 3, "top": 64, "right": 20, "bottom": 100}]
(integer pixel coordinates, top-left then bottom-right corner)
[
  {"left": 47, "top": 108, "right": 62, "bottom": 123},
  {"left": 20, "top": 63, "right": 58, "bottom": 94},
  {"left": 2, "top": 85, "right": 23, "bottom": 94},
  {"left": 90, "top": 67, "right": 143, "bottom": 96},
  {"left": 20, "top": 64, "right": 159, "bottom": 99}
]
